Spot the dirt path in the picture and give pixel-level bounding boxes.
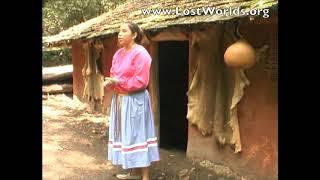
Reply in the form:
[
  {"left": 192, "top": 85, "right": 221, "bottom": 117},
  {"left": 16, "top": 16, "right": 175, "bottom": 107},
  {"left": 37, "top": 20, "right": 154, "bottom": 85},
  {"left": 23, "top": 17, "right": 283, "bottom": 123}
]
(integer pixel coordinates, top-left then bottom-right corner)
[{"left": 43, "top": 94, "right": 242, "bottom": 180}]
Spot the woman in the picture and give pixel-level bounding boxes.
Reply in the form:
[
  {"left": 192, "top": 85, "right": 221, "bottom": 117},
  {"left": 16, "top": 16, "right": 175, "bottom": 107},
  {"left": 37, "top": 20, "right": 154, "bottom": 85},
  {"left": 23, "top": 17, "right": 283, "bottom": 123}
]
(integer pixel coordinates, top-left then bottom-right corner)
[{"left": 104, "top": 22, "right": 160, "bottom": 180}]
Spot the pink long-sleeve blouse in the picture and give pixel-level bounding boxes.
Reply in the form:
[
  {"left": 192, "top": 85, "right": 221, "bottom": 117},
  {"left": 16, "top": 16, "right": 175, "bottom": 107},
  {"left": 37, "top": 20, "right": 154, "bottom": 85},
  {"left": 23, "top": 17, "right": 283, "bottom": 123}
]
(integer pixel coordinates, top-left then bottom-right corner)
[{"left": 110, "top": 44, "right": 152, "bottom": 93}]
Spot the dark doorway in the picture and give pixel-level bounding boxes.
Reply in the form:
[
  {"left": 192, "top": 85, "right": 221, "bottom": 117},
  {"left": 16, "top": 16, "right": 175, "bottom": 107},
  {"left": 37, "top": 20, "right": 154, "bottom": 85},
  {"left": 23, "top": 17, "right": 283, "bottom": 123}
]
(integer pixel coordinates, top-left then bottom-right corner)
[{"left": 158, "top": 41, "right": 189, "bottom": 151}]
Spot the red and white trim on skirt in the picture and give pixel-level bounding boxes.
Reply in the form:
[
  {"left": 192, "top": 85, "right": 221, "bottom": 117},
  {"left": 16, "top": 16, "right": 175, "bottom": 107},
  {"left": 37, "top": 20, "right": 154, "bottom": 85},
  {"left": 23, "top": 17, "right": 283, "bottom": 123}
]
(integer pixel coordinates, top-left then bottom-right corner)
[{"left": 109, "top": 137, "right": 158, "bottom": 154}]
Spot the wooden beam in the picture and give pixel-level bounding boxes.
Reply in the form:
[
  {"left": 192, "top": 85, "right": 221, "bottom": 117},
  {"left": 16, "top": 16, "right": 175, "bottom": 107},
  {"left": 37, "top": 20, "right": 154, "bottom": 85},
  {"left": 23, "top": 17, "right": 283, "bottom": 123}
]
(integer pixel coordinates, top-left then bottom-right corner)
[{"left": 150, "top": 30, "right": 189, "bottom": 41}]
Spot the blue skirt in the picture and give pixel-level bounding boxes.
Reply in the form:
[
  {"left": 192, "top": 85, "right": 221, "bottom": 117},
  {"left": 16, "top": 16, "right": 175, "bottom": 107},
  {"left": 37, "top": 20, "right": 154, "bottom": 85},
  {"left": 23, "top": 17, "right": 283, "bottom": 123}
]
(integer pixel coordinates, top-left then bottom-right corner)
[{"left": 107, "top": 89, "right": 160, "bottom": 169}]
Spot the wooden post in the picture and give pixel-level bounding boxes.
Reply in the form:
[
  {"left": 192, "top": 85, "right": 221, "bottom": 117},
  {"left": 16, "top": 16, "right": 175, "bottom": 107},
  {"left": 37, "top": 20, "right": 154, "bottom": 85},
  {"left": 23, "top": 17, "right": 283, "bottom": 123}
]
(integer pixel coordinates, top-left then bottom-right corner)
[
  {"left": 101, "top": 36, "right": 119, "bottom": 114},
  {"left": 148, "top": 42, "right": 160, "bottom": 143}
]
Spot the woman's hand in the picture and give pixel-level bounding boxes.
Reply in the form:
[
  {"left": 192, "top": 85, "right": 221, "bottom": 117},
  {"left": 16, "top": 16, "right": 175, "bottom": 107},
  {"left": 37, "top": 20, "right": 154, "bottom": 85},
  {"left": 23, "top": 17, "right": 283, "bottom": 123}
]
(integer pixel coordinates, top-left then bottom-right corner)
[{"left": 103, "top": 77, "right": 119, "bottom": 87}]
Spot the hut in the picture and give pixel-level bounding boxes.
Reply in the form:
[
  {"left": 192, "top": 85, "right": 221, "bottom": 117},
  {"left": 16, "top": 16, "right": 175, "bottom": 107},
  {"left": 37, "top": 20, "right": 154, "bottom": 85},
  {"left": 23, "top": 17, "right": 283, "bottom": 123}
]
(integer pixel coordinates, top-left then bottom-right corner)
[{"left": 43, "top": 0, "right": 278, "bottom": 179}]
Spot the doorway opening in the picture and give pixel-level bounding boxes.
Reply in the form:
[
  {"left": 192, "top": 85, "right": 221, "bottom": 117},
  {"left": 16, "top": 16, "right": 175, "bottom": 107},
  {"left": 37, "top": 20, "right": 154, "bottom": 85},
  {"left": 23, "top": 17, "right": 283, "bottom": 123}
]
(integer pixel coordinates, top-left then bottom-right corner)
[{"left": 158, "top": 41, "right": 189, "bottom": 151}]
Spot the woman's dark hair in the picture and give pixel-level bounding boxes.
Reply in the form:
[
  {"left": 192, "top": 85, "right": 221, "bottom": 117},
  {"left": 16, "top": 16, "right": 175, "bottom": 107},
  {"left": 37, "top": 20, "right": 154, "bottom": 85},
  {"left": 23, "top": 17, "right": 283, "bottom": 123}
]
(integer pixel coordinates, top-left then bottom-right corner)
[{"left": 125, "top": 22, "right": 144, "bottom": 44}]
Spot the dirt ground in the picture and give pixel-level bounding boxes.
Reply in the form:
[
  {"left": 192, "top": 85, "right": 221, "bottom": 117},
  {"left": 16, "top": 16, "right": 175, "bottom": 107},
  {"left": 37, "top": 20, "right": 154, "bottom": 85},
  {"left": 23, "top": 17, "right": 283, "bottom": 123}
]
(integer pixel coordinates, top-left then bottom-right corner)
[{"left": 42, "top": 94, "right": 244, "bottom": 180}]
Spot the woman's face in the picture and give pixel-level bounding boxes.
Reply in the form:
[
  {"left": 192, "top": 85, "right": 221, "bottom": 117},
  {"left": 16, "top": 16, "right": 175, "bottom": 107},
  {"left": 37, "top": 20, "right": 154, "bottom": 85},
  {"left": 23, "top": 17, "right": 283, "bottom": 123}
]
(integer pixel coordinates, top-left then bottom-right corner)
[{"left": 118, "top": 23, "right": 136, "bottom": 47}]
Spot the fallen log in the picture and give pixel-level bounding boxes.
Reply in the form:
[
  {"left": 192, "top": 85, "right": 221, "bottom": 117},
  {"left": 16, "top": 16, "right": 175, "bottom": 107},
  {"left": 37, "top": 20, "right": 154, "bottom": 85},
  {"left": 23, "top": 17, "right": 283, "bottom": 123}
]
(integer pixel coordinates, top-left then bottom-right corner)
[
  {"left": 42, "top": 95, "right": 48, "bottom": 100},
  {"left": 42, "top": 65, "right": 73, "bottom": 82},
  {"left": 42, "top": 84, "right": 73, "bottom": 94}
]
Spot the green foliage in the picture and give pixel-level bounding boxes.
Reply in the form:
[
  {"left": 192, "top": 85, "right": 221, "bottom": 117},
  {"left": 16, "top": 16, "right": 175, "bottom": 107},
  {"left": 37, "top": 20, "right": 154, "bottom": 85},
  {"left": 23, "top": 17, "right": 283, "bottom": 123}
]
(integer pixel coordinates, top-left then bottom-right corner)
[
  {"left": 42, "top": 49, "right": 72, "bottom": 67},
  {"left": 42, "top": 0, "right": 128, "bottom": 66},
  {"left": 43, "top": 0, "right": 127, "bottom": 36}
]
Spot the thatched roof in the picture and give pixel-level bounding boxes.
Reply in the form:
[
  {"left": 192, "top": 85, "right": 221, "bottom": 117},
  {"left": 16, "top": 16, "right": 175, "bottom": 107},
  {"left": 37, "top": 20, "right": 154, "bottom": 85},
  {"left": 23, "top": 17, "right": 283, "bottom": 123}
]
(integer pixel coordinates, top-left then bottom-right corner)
[{"left": 43, "top": 0, "right": 277, "bottom": 47}]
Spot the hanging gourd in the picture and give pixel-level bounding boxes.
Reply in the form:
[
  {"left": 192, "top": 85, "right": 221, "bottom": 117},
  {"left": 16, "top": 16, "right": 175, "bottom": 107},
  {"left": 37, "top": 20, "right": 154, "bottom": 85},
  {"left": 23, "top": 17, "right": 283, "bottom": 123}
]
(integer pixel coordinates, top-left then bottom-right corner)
[
  {"left": 224, "top": 21, "right": 256, "bottom": 69},
  {"left": 224, "top": 39, "right": 256, "bottom": 69}
]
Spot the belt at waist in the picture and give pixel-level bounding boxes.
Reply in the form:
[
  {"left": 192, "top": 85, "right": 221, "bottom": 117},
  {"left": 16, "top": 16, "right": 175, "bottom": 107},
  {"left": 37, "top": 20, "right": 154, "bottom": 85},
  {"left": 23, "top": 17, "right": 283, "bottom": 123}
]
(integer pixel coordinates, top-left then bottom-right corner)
[{"left": 117, "top": 89, "right": 146, "bottom": 96}]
